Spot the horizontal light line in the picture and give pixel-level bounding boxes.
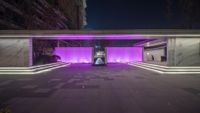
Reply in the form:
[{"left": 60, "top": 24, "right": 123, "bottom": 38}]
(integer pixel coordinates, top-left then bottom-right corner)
[
  {"left": 130, "top": 64, "right": 200, "bottom": 74},
  {"left": 130, "top": 63, "right": 168, "bottom": 71},
  {"left": 162, "top": 72, "right": 200, "bottom": 74},
  {"left": 0, "top": 63, "right": 70, "bottom": 75},
  {"left": 0, "top": 72, "right": 35, "bottom": 75},
  {"left": 128, "top": 62, "right": 200, "bottom": 74},
  {"left": 34, "top": 64, "right": 70, "bottom": 74},
  {"left": 129, "top": 64, "right": 163, "bottom": 74},
  {"left": 0, "top": 62, "right": 66, "bottom": 70},
  {"left": 131, "top": 63, "right": 200, "bottom": 71},
  {"left": 132, "top": 62, "right": 200, "bottom": 69},
  {"left": 1, "top": 34, "right": 200, "bottom": 38},
  {"left": 131, "top": 62, "right": 169, "bottom": 68},
  {"left": 130, "top": 63, "right": 200, "bottom": 71},
  {"left": 30, "top": 62, "right": 65, "bottom": 68},
  {"left": 141, "top": 62, "right": 200, "bottom": 69},
  {"left": 0, "top": 63, "right": 65, "bottom": 72},
  {"left": 31, "top": 63, "right": 68, "bottom": 71}
]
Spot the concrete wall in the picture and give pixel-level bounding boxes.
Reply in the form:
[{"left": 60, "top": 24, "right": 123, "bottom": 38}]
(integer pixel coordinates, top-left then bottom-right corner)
[
  {"left": 167, "top": 38, "right": 200, "bottom": 66},
  {"left": 0, "top": 38, "right": 32, "bottom": 67},
  {"left": 144, "top": 49, "right": 165, "bottom": 62}
]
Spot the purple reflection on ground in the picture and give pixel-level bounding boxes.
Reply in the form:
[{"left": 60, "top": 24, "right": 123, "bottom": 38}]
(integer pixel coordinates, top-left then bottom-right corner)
[
  {"left": 106, "top": 47, "right": 142, "bottom": 63},
  {"left": 54, "top": 47, "right": 92, "bottom": 63}
]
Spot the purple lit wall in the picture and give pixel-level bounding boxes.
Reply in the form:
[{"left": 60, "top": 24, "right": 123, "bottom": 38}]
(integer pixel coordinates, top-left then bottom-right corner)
[
  {"left": 54, "top": 47, "right": 92, "bottom": 63},
  {"left": 106, "top": 47, "right": 143, "bottom": 63}
]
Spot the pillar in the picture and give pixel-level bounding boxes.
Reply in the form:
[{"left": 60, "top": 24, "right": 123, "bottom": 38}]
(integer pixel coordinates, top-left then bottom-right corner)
[{"left": 0, "top": 38, "right": 33, "bottom": 67}]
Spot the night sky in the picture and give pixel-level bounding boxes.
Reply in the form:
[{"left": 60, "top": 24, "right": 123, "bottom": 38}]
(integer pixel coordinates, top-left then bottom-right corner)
[{"left": 86, "top": 0, "right": 182, "bottom": 29}]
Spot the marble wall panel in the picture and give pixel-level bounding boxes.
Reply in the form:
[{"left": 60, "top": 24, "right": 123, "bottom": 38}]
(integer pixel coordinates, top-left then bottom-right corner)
[
  {"left": 167, "top": 38, "right": 200, "bottom": 66},
  {"left": 0, "top": 38, "right": 32, "bottom": 67}
]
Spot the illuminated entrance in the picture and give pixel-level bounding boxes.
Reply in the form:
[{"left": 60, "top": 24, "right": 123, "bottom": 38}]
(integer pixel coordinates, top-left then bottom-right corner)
[
  {"left": 29, "top": 32, "right": 151, "bottom": 66},
  {"left": 51, "top": 42, "right": 144, "bottom": 65},
  {"left": 0, "top": 30, "right": 199, "bottom": 68}
]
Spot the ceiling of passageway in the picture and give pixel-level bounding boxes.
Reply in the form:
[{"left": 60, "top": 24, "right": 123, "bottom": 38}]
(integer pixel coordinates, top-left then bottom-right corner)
[
  {"left": 33, "top": 34, "right": 154, "bottom": 40},
  {"left": 34, "top": 39, "right": 149, "bottom": 47}
]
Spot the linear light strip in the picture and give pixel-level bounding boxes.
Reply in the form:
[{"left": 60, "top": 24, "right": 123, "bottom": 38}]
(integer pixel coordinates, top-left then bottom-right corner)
[
  {"left": 129, "top": 64, "right": 164, "bottom": 74},
  {"left": 0, "top": 63, "right": 67, "bottom": 72},
  {"left": 132, "top": 64, "right": 200, "bottom": 74},
  {"left": 163, "top": 72, "right": 200, "bottom": 74},
  {"left": 1, "top": 34, "right": 200, "bottom": 38},
  {"left": 0, "top": 64, "right": 70, "bottom": 75},
  {"left": 31, "top": 63, "right": 68, "bottom": 71},
  {"left": 0, "top": 63, "right": 66, "bottom": 72},
  {"left": 0, "top": 62, "right": 66, "bottom": 70},
  {"left": 131, "top": 63, "right": 200, "bottom": 72},
  {"left": 34, "top": 64, "right": 70, "bottom": 74},
  {"left": 128, "top": 63, "right": 200, "bottom": 74},
  {"left": 141, "top": 62, "right": 200, "bottom": 69},
  {"left": 130, "top": 63, "right": 168, "bottom": 71},
  {"left": 130, "top": 63, "right": 165, "bottom": 72},
  {"left": 133, "top": 64, "right": 200, "bottom": 72},
  {"left": 131, "top": 62, "right": 169, "bottom": 68},
  {"left": 130, "top": 63, "right": 200, "bottom": 72},
  {"left": 0, "top": 64, "right": 63, "bottom": 71},
  {"left": 131, "top": 62, "right": 200, "bottom": 69},
  {"left": 0, "top": 64, "right": 69, "bottom": 75},
  {"left": 30, "top": 62, "right": 66, "bottom": 68}
]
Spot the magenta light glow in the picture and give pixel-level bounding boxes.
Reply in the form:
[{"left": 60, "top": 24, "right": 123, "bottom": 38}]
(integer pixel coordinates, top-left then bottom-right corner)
[
  {"left": 54, "top": 47, "right": 92, "bottom": 63},
  {"left": 106, "top": 47, "right": 143, "bottom": 63},
  {"left": 34, "top": 34, "right": 146, "bottom": 40}
]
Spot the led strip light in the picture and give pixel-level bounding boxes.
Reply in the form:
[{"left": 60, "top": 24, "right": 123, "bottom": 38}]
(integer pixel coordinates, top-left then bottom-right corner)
[
  {"left": 0, "top": 62, "right": 70, "bottom": 75},
  {"left": 0, "top": 62, "right": 66, "bottom": 71},
  {"left": 1, "top": 34, "right": 200, "bottom": 37},
  {"left": 132, "top": 63, "right": 200, "bottom": 71},
  {"left": 134, "top": 62, "right": 200, "bottom": 69},
  {"left": 0, "top": 62, "right": 65, "bottom": 70},
  {"left": 128, "top": 62, "right": 200, "bottom": 74}
]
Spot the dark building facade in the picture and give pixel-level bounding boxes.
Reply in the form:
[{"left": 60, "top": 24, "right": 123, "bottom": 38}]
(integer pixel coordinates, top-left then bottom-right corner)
[
  {"left": 56, "top": 0, "right": 87, "bottom": 29},
  {"left": 0, "top": 0, "right": 87, "bottom": 30},
  {"left": 0, "top": 0, "right": 87, "bottom": 64}
]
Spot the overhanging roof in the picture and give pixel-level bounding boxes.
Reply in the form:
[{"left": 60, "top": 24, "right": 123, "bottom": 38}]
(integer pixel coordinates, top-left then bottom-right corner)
[{"left": 0, "top": 29, "right": 200, "bottom": 40}]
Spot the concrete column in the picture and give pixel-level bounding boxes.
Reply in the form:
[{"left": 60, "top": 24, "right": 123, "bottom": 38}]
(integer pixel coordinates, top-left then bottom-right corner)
[
  {"left": 0, "top": 38, "right": 33, "bottom": 67},
  {"left": 167, "top": 37, "right": 176, "bottom": 66},
  {"left": 167, "top": 37, "right": 200, "bottom": 66},
  {"left": 142, "top": 47, "right": 144, "bottom": 62},
  {"left": 29, "top": 38, "right": 33, "bottom": 66}
]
